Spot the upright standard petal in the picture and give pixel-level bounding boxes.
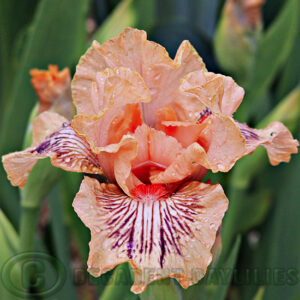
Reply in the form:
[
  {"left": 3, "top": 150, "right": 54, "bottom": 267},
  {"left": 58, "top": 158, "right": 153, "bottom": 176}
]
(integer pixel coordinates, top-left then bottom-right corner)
[
  {"left": 72, "top": 67, "right": 150, "bottom": 149},
  {"left": 2, "top": 112, "right": 102, "bottom": 188},
  {"left": 71, "top": 68, "right": 151, "bottom": 190},
  {"left": 73, "top": 177, "right": 228, "bottom": 294},
  {"left": 73, "top": 66, "right": 150, "bottom": 116},
  {"left": 180, "top": 70, "right": 244, "bottom": 116},
  {"left": 237, "top": 121, "right": 299, "bottom": 165},
  {"left": 179, "top": 72, "right": 247, "bottom": 172},
  {"left": 72, "top": 28, "right": 205, "bottom": 125}
]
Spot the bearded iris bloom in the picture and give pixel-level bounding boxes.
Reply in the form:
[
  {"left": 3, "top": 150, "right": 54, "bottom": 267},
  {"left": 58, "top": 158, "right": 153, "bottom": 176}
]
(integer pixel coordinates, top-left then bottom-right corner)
[
  {"left": 30, "top": 65, "right": 74, "bottom": 119},
  {"left": 2, "top": 28, "right": 298, "bottom": 293}
]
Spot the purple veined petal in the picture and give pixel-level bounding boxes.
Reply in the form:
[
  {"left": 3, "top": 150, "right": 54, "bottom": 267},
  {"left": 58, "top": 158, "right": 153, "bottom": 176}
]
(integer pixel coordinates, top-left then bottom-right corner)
[
  {"left": 73, "top": 177, "right": 228, "bottom": 294},
  {"left": 2, "top": 112, "right": 102, "bottom": 188},
  {"left": 236, "top": 121, "right": 299, "bottom": 165}
]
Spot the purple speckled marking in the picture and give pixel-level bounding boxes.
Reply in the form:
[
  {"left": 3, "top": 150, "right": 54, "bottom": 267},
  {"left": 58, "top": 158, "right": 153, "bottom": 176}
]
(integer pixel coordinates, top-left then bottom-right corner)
[{"left": 198, "top": 106, "right": 212, "bottom": 122}]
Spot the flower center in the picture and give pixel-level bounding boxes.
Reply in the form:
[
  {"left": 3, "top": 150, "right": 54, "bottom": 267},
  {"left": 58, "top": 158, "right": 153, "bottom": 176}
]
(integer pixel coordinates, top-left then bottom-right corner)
[{"left": 130, "top": 183, "right": 168, "bottom": 203}]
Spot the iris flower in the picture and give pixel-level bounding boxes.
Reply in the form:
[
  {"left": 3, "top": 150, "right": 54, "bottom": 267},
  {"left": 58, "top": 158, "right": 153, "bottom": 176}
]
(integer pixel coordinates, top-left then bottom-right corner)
[
  {"left": 2, "top": 28, "right": 298, "bottom": 293},
  {"left": 30, "top": 64, "right": 74, "bottom": 119}
]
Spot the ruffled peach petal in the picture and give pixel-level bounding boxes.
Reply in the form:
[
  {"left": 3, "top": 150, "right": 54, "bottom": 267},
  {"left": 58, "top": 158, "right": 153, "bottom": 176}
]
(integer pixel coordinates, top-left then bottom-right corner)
[
  {"left": 150, "top": 143, "right": 210, "bottom": 184},
  {"left": 72, "top": 114, "right": 141, "bottom": 194},
  {"left": 215, "top": 73, "right": 244, "bottom": 116},
  {"left": 153, "top": 114, "right": 246, "bottom": 176},
  {"left": 73, "top": 177, "right": 228, "bottom": 294},
  {"left": 172, "top": 73, "right": 247, "bottom": 172},
  {"left": 73, "top": 66, "right": 150, "bottom": 115},
  {"left": 72, "top": 28, "right": 205, "bottom": 125},
  {"left": 72, "top": 115, "right": 137, "bottom": 190},
  {"left": 72, "top": 29, "right": 165, "bottom": 115},
  {"left": 2, "top": 112, "right": 102, "bottom": 188},
  {"left": 155, "top": 105, "right": 178, "bottom": 132},
  {"left": 140, "top": 39, "right": 206, "bottom": 125},
  {"left": 30, "top": 65, "right": 73, "bottom": 119},
  {"left": 132, "top": 124, "right": 183, "bottom": 171},
  {"left": 72, "top": 67, "right": 150, "bottom": 149},
  {"left": 2, "top": 151, "right": 42, "bottom": 188},
  {"left": 155, "top": 107, "right": 204, "bottom": 141},
  {"left": 199, "top": 114, "right": 246, "bottom": 172},
  {"left": 160, "top": 121, "right": 205, "bottom": 148},
  {"left": 237, "top": 121, "right": 299, "bottom": 165},
  {"left": 96, "top": 135, "right": 139, "bottom": 196},
  {"left": 172, "top": 94, "right": 205, "bottom": 122},
  {"left": 108, "top": 104, "right": 143, "bottom": 144},
  {"left": 180, "top": 70, "right": 244, "bottom": 117}
]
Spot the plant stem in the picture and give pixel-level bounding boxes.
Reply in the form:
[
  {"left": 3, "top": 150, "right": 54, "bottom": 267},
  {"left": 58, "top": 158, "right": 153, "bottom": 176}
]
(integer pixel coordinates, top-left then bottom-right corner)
[{"left": 19, "top": 205, "right": 40, "bottom": 253}]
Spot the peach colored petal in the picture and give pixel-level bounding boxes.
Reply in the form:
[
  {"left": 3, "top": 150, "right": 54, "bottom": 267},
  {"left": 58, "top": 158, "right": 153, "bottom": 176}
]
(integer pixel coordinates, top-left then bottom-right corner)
[
  {"left": 150, "top": 142, "right": 210, "bottom": 184},
  {"left": 72, "top": 67, "right": 150, "bottom": 150},
  {"left": 172, "top": 71, "right": 247, "bottom": 172},
  {"left": 30, "top": 65, "right": 73, "bottom": 119},
  {"left": 73, "top": 177, "right": 228, "bottom": 294},
  {"left": 153, "top": 120, "right": 210, "bottom": 181},
  {"left": 217, "top": 73, "right": 245, "bottom": 116},
  {"left": 32, "top": 111, "right": 68, "bottom": 145},
  {"left": 154, "top": 113, "right": 246, "bottom": 174},
  {"left": 182, "top": 72, "right": 224, "bottom": 114},
  {"left": 96, "top": 135, "right": 139, "bottom": 196},
  {"left": 172, "top": 94, "right": 205, "bottom": 122},
  {"left": 180, "top": 70, "right": 244, "bottom": 116},
  {"left": 71, "top": 70, "right": 148, "bottom": 187},
  {"left": 156, "top": 114, "right": 246, "bottom": 174},
  {"left": 72, "top": 114, "right": 137, "bottom": 186},
  {"left": 71, "top": 116, "right": 140, "bottom": 195},
  {"left": 2, "top": 151, "right": 42, "bottom": 189},
  {"left": 100, "top": 124, "right": 202, "bottom": 194},
  {"left": 198, "top": 114, "right": 246, "bottom": 172},
  {"left": 155, "top": 105, "right": 178, "bottom": 132},
  {"left": 140, "top": 39, "right": 206, "bottom": 125},
  {"left": 160, "top": 121, "right": 205, "bottom": 148},
  {"left": 73, "top": 66, "right": 150, "bottom": 115},
  {"left": 155, "top": 106, "right": 203, "bottom": 144},
  {"left": 2, "top": 112, "right": 102, "bottom": 188},
  {"left": 108, "top": 104, "right": 143, "bottom": 144},
  {"left": 72, "top": 28, "right": 205, "bottom": 125},
  {"left": 237, "top": 121, "right": 299, "bottom": 165},
  {"left": 132, "top": 124, "right": 183, "bottom": 172}
]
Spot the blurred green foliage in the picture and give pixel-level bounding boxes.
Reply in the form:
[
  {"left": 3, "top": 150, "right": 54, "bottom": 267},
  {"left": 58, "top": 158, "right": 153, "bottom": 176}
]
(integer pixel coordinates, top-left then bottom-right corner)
[{"left": 0, "top": 0, "right": 299, "bottom": 299}]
